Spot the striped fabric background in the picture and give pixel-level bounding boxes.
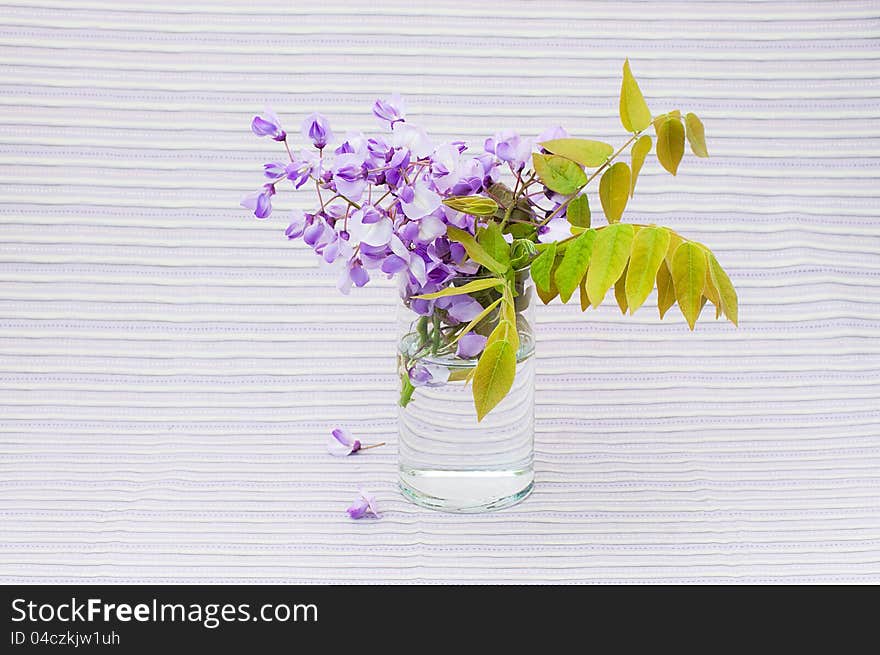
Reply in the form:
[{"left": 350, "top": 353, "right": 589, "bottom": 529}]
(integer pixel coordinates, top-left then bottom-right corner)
[{"left": 1, "top": 0, "right": 879, "bottom": 583}]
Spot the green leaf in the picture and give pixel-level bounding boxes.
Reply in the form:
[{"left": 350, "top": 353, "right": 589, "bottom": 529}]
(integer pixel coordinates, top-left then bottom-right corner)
[
  {"left": 614, "top": 265, "right": 628, "bottom": 314},
  {"left": 399, "top": 373, "right": 415, "bottom": 407},
  {"left": 664, "top": 230, "right": 684, "bottom": 267},
  {"left": 445, "top": 225, "right": 507, "bottom": 275},
  {"left": 472, "top": 339, "right": 517, "bottom": 421},
  {"left": 500, "top": 286, "right": 521, "bottom": 351},
  {"left": 656, "top": 260, "right": 676, "bottom": 319},
  {"left": 539, "top": 138, "right": 614, "bottom": 168},
  {"left": 586, "top": 223, "right": 635, "bottom": 308},
  {"left": 530, "top": 242, "right": 557, "bottom": 292},
  {"left": 447, "top": 369, "right": 473, "bottom": 382},
  {"left": 442, "top": 195, "right": 500, "bottom": 216},
  {"left": 598, "top": 162, "right": 631, "bottom": 224},
  {"left": 702, "top": 265, "right": 722, "bottom": 319},
  {"left": 485, "top": 319, "right": 513, "bottom": 350},
  {"left": 619, "top": 59, "right": 652, "bottom": 133},
  {"left": 579, "top": 277, "right": 591, "bottom": 311},
  {"left": 684, "top": 112, "right": 709, "bottom": 158},
  {"left": 707, "top": 252, "right": 739, "bottom": 326},
  {"left": 566, "top": 194, "right": 591, "bottom": 229},
  {"left": 630, "top": 134, "right": 652, "bottom": 197},
  {"left": 532, "top": 153, "right": 587, "bottom": 195},
  {"left": 477, "top": 221, "right": 510, "bottom": 268},
  {"left": 536, "top": 278, "right": 559, "bottom": 305},
  {"left": 655, "top": 115, "right": 685, "bottom": 176},
  {"left": 554, "top": 228, "right": 597, "bottom": 303},
  {"left": 652, "top": 110, "right": 681, "bottom": 133},
  {"left": 625, "top": 226, "right": 671, "bottom": 313},
  {"left": 414, "top": 276, "right": 502, "bottom": 299},
  {"left": 509, "top": 238, "right": 537, "bottom": 269},
  {"left": 671, "top": 242, "right": 708, "bottom": 330}
]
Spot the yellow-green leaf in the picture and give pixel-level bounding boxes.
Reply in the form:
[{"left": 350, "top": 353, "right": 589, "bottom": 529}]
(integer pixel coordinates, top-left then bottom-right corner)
[
  {"left": 472, "top": 339, "right": 517, "bottom": 421},
  {"left": 485, "top": 318, "right": 513, "bottom": 350},
  {"left": 685, "top": 112, "right": 709, "bottom": 158},
  {"left": 599, "top": 162, "right": 631, "bottom": 224},
  {"left": 477, "top": 221, "right": 510, "bottom": 268},
  {"left": 707, "top": 253, "right": 739, "bottom": 326},
  {"left": 532, "top": 153, "right": 587, "bottom": 195},
  {"left": 702, "top": 265, "right": 722, "bottom": 319},
  {"left": 630, "top": 134, "right": 652, "bottom": 197},
  {"left": 442, "top": 195, "right": 499, "bottom": 216},
  {"left": 536, "top": 278, "right": 559, "bottom": 305},
  {"left": 530, "top": 242, "right": 557, "bottom": 293},
  {"left": 567, "top": 194, "right": 591, "bottom": 229},
  {"left": 656, "top": 260, "right": 675, "bottom": 319},
  {"left": 447, "top": 369, "right": 472, "bottom": 382},
  {"left": 540, "top": 138, "right": 614, "bottom": 168},
  {"left": 614, "top": 265, "right": 628, "bottom": 314},
  {"left": 579, "top": 276, "right": 591, "bottom": 311},
  {"left": 554, "top": 228, "right": 597, "bottom": 303},
  {"left": 625, "top": 225, "right": 671, "bottom": 313},
  {"left": 500, "top": 287, "right": 520, "bottom": 351},
  {"left": 414, "top": 276, "right": 502, "bottom": 299},
  {"left": 656, "top": 116, "right": 685, "bottom": 176},
  {"left": 664, "top": 230, "right": 684, "bottom": 267},
  {"left": 586, "top": 223, "right": 635, "bottom": 308},
  {"left": 652, "top": 110, "right": 681, "bottom": 133},
  {"left": 619, "top": 59, "right": 652, "bottom": 133},
  {"left": 671, "top": 242, "right": 708, "bottom": 330},
  {"left": 445, "top": 225, "right": 507, "bottom": 275}
]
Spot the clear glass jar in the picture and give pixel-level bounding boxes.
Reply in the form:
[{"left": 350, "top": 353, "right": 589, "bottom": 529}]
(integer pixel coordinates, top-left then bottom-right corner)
[{"left": 396, "top": 268, "right": 535, "bottom": 512}]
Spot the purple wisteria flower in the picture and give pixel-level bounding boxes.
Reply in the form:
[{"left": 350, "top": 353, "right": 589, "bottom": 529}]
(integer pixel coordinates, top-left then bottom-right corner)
[
  {"left": 301, "top": 112, "right": 332, "bottom": 149},
  {"left": 251, "top": 108, "right": 286, "bottom": 141},
  {"left": 347, "top": 489, "right": 380, "bottom": 519},
  {"left": 408, "top": 363, "right": 450, "bottom": 387},
  {"left": 485, "top": 130, "right": 534, "bottom": 171},
  {"left": 373, "top": 93, "right": 406, "bottom": 128},
  {"left": 240, "top": 183, "right": 275, "bottom": 219},
  {"left": 328, "top": 427, "right": 361, "bottom": 456},
  {"left": 328, "top": 428, "right": 385, "bottom": 457}
]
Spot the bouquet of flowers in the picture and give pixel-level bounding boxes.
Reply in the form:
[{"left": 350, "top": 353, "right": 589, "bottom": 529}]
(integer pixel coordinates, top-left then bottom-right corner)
[{"left": 242, "top": 61, "right": 738, "bottom": 421}]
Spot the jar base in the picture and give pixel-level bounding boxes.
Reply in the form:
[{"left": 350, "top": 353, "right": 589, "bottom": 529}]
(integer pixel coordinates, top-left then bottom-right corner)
[{"left": 399, "top": 468, "right": 534, "bottom": 513}]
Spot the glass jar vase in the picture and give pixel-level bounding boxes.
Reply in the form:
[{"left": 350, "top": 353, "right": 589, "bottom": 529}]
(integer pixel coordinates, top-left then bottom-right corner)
[{"left": 396, "top": 267, "right": 535, "bottom": 512}]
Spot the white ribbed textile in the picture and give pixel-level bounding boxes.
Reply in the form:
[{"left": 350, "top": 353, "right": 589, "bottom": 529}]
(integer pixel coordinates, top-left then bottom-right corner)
[{"left": 1, "top": 0, "right": 879, "bottom": 584}]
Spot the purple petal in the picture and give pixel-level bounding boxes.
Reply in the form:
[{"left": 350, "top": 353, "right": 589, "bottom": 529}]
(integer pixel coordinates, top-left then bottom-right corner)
[
  {"left": 346, "top": 498, "right": 369, "bottom": 519},
  {"left": 251, "top": 110, "right": 286, "bottom": 141},
  {"left": 285, "top": 210, "right": 308, "bottom": 239},
  {"left": 350, "top": 262, "right": 369, "bottom": 287},
  {"left": 347, "top": 490, "right": 380, "bottom": 519},
  {"left": 381, "top": 254, "right": 409, "bottom": 275},
  {"left": 447, "top": 296, "right": 484, "bottom": 323},
  {"left": 332, "top": 427, "right": 354, "bottom": 447},
  {"left": 456, "top": 332, "right": 488, "bottom": 359}
]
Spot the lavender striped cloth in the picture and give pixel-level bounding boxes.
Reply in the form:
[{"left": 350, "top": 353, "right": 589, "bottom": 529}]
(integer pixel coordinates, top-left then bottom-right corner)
[{"left": 0, "top": 0, "right": 878, "bottom": 583}]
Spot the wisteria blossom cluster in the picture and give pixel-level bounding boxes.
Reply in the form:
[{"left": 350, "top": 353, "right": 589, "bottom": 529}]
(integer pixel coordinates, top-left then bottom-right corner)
[
  {"left": 242, "top": 61, "right": 737, "bottom": 422},
  {"left": 242, "top": 96, "right": 576, "bottom": 305}
]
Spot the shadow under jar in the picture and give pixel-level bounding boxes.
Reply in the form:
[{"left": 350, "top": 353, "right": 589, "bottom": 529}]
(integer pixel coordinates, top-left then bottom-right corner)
[{"left": 396, "top": 267, "right": 535, "bottom": 512}]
